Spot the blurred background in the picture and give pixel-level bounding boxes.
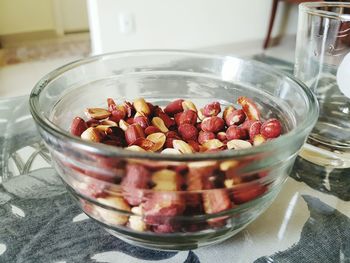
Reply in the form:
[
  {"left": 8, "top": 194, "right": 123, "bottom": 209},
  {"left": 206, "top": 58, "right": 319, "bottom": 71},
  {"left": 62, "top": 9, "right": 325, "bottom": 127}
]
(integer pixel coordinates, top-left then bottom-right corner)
[{"left": 0, "top": 0, "right": 305, "bottom": 97}]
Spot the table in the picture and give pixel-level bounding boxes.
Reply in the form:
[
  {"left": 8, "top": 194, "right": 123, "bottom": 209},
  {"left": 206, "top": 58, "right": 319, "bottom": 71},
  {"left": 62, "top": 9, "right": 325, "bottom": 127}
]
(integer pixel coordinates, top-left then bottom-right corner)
[{"left": 0, "top": 56, "right": 349, "bottom": 263}]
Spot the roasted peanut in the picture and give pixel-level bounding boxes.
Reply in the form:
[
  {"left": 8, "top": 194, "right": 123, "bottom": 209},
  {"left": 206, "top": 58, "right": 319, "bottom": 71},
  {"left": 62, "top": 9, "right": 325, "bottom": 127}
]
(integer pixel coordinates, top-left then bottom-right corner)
[
  {"left": 123, "top": 101, "right": 135, "bottom": 118},
  {"left": 237, "top": 96, "right": 260, "bottom": 121},
  {"left": 161, "top": 148, "right": 181, "bottom": 154},
  {"left": 225, "top": 109, "right": 246, "bottom": 126},
  {"left": 203, "top": 189, "right": 232, "bottom": 214},
  {"left": 101, "top": 120, "right": 118, "bottom": 127},
  {"left": 203, "top": 101, "right": 221, "bottom": 117},
  {"left": 177, "top": 110, "right": 197, "bottom": 126},
  {"left": 144, "top": 125, "right": 161, "bottom": 135},
  {"left": 188, "top": 140, "right": 200, "bottom": 152},
  {"left": 81, "top": 127, "right": 103, "bottom": 142},
  {"left": 223, "top": 105, "right": 235, "bottom": 121},
  {"left": 201, "top": 116, "right": 225, "bottom": 133},
  {"left": 133, "top": 116, "right": 150, "bottom": 129},
  {"left": 71, "top": 117, "right": 87, "bottom": 136},
  {"left": 154, "top": 106, "right": 176, "bottom": 128},
  {"left": 227, "top": 139, "right": 252, "bottom": 150},
  {"left": 147, "top": 132, "right": 166, "bottom": 152},
  {"left": 131, "top": 138, "right": 155, "bottom": 151},
  {"left": 152, "top": 117, "right": 169, "bottom": 133},
  {"left": 178, "top": 124, "right": 198, "bottom": 142},
  {"left": 129, "top": 215, "right": 147, "bottom": 232},
  {"left": 201, "top": 139, "right": 225, "bottom": 151},
  {"left": 164, "top": 99, "right": 184, "bottom": 116},
  {"left": 152, "top": 169, "right": 182, "bottom": 191},
  {"left": 182, "top": 100, "right": 197, "bottom": 112},
  {"left": 121, "top": 164, "right": 151, "bottom": 205},
  {"left": 110, "top": 106, "right": 126, "bottom": 122},
  {"left": 85, "top": 108, "right": 111, "bottom": 120},
  {"left": 216, "top": 132, "right": 227, "bottom": 142},
  {"left": 125, "top": 145, "right": 147, "bottom": 152},
  {"left": 96, "top": 196, "right": 131, "bottom": 225},
  {"left": 219, "top": 160, "right": 239, "bottom": 171},
  {"left": 249, "top": 121, "right": 262, "bottom": 139},
  {"left": 125, "top": 124, "right": 145, "bottom": 145},
  {"left": 133, "top": 98, "right": 151, "bottom": 116},
  {"left": 226, "top": 126, "right": 249, "bottom": 140},
  {"left": 173, "top": 139, "right": 194, "bottom": 154},
  {"left": 253, "top": 134, "right": 266, "bottom": 146},
  {"left": 197, "top": 108, "right": 206, "bottom": 121},
  {"left": 198, "top": 131, "right": 216, "bottom": 145},
  {"left": 260, "top": 118, "right": 282, "bottom": 138},
  {"left": 119, "top": 119, "right": 130, "bottom": 131},
  {"left": 143, "top": 192, "right": 185, "bottom": 225}
]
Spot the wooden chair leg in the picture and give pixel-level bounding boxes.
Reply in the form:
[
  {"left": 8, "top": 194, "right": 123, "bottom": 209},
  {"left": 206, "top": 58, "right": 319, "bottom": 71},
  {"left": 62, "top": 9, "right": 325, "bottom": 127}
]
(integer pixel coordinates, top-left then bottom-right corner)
[{"left": 263, "top": 0, "right": 279, "bottom": 49}]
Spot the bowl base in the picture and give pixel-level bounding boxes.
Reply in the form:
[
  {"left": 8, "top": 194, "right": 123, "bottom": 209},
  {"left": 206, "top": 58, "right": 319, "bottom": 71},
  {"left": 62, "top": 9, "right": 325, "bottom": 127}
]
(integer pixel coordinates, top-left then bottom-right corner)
[{"left": 105, "top": 224, "right": 248, "bottom": 251}]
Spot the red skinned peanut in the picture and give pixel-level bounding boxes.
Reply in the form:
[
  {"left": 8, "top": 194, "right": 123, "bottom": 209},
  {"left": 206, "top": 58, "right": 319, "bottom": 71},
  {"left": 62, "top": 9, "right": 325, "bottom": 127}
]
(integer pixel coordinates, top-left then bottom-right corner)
[
  {"left": 249, "top": 121, "right": 262, "bottom": 139},
  {"left": 71, "top": 117, "right": 88, "bottom": 136},
  {"left": 261, "top": 118, "right": 282, "bottom": 138},
  {"left": 133, "top": 116, "right": 150, "bottom": 129},
  {"left": 125, "top": 124, "right": 145, "bottom": 145},
  {"left": 121, "top": 164, "right": 151, "bottom": 206},
  {"left": 226, "top": 126, "right": 249, "bottom": 140},
  {"left": 203, "top": 101, "right": 221, "bottom": 117},
  {"left": 225, "top": 109, "right": 246, "bottom": 126},
  {"left": 201, "top": 116, "right": 225, "bottom": 133},
  {"left": 164, "top": 99, "right": 184, "bottom": 116},
  {"left": 178, "top": 124, "right": 199, "bottom": 142},
  {"left": 198, "top": 131, "right": 215, "bottom": 145},
  {"left": 145, "top": 126, "right": 161, "bottom": 135},
  {"left": 178, "top": 110, "right": 197, "bottom": 126},
  {"left": 154, "top": 106, "right": 176, "bottom": 128}
]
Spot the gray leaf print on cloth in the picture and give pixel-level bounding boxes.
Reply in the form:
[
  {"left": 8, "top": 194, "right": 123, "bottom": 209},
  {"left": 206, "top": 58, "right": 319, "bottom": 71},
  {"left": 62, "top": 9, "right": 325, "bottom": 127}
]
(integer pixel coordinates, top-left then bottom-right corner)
[
  {"left": 0, "top": 191, "right": 11, "bottom": 205},
  {"left": 0, "top": 173, "right": 201, "bottom": 262},
  {"left": 292, "top": 157, "right": 350, "bottom": 201},
  {"left": 2, "top": 168, "right": 66, "bottom": 199},
  {"left": 254, "top": 195, "right": 350, "bottom": 263}
]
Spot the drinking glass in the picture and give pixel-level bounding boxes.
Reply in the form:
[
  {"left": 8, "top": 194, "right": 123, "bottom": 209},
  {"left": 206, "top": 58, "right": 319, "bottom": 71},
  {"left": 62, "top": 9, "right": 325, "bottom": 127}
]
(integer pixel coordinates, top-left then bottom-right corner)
[{"left": 295, "top": 2, "right": 350, "bottom": 168}]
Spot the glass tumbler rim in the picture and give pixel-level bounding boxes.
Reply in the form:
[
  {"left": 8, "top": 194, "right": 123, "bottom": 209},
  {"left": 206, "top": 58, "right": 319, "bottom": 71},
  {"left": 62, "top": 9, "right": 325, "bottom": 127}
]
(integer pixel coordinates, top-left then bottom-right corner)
[
  {"left": 300, "top": 2, "right": 350, "bottom": 21},
  {"left": 29, "top": 49, "right": 319, "bottom": 161}
]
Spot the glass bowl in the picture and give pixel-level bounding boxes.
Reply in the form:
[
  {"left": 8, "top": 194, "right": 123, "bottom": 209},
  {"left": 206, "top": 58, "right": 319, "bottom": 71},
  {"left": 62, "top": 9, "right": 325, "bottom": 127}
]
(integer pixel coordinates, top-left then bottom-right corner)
[{"left": 29, "top": 50, "right": 318, "bottom": 250}]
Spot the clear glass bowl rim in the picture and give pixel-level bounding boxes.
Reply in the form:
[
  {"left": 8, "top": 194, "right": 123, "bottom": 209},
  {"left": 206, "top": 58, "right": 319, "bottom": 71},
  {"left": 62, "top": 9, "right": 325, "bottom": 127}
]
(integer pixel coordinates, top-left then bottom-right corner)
[
  {"left": 29, "top": 49, "right": 319, "bottom": 161},
  {"left": 300, "top": 2, "right": 350, "bottom": 21}
]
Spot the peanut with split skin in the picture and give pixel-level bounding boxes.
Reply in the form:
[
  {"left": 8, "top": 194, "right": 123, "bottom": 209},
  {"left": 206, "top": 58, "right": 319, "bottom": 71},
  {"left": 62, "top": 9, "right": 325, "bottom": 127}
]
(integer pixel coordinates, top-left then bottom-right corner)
[
  {"left": 176, "top": 110, "right": 197, "bottom": 126},
  {"left": 225, "top": 109, "right": 246, "bottom": 126},
  {"left": 201, "top": 116, "right": 225, "bottom": 133},
  {"left": 202, "top": 101, "right": 221, "bottom": 117},
  {"left": 237, "top": 96, "right": 260, "bottom": 121},
  {"left": 198, "top": 131, "right": 215, "bottom": 145}
]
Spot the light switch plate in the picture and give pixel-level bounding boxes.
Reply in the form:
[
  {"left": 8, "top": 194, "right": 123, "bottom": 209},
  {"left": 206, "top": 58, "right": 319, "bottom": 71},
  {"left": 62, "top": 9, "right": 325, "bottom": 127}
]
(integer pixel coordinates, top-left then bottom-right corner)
[{"left": 119, "top": 12, "right": 135, "bottom": 34}]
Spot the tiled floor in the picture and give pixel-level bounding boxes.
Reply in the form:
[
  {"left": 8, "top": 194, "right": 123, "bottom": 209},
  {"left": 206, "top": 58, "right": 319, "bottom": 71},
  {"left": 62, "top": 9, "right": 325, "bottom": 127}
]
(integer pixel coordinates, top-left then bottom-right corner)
[
  {"left": 0, "top": 34, "right": 296, "bottom": 98},
  {"left": 0, "top": 32, "right": 90, "bottom": 66}
]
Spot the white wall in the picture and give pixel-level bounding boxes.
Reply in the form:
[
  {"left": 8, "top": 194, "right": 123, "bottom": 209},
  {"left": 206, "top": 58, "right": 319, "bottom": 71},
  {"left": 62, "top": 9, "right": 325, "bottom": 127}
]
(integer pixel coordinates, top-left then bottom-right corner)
[
  {"left": 0, "top": 0, "right": 55, "bottom": 35},
  {"left": 0, "top": 0, "right": 89, "bottom": 36},
  {"left": 59, "top": 0, "right": 89, "bottom": 32},
  {"left": 87, "top": 0, "right": 299, "bottom": 54}
]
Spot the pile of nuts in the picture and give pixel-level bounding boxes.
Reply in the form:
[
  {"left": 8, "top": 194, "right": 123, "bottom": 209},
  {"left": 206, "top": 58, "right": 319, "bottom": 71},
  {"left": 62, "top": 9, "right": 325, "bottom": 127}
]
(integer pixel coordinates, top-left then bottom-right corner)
[
  {"left": 69, "top": 97, "right": 283, "bottom": 234},
  {"left": 70, "top": 97, "right": 282, "bottom": 153}
]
